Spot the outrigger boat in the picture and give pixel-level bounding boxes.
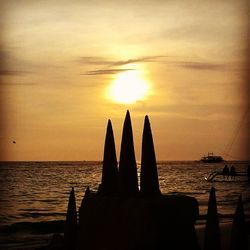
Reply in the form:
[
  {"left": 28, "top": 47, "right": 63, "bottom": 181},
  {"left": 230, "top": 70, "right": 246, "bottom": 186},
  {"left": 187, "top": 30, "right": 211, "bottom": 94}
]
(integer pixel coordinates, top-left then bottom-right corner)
[
  {"left": 205, "top": 170, "right": 248, "bottom": 182},
  {"left": 200, "top": 152, "right": 224, "bottom": 163}
]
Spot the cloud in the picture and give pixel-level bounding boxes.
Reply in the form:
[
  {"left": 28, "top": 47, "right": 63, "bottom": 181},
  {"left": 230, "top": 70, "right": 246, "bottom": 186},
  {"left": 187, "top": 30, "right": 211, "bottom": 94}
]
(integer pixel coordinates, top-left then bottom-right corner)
[
  {"left": 110, "top": 56, "right": 164, "bottom": 66},
  {"left": 78, "top": 55, "right": 165, "bottom": 67},
  {"left": 177, "top": 61, "right": 225, "bottom": 71},
  {"left": 0, "top": 82, "right": 35, "bottom": 86},
  {"left": 78, "top": 54, "right": 227, "bottom": 75},
  {"left": 79, "top": 55, "right": 169, "bottom": 76},
  {"left": 78, "top": 54, "right": 225, "bottom": 71},
  {"left": 0, "top": 70, "right": 32, "bottom": 76},
  {"left": 82, "top": 68, "right": 135, "bottom": 75},
  {"left": 78, "top": 56, "right": 113, "bottom": 66},
  {"left": 0, "top": 50, "right": 35, "bottom": 76}
]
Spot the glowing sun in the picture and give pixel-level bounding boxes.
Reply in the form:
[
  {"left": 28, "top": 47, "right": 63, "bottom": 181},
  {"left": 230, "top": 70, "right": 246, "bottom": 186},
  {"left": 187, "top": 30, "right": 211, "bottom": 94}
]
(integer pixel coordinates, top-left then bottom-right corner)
[{"left": 108, "top": 70, "right": 149, "bottom": 104}]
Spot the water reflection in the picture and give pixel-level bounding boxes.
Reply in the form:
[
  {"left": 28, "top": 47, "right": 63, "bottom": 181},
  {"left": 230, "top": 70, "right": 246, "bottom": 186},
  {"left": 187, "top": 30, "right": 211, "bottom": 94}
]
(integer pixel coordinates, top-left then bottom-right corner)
[{"left": 0, "top": 161, "right": 249, "bottom": 226}]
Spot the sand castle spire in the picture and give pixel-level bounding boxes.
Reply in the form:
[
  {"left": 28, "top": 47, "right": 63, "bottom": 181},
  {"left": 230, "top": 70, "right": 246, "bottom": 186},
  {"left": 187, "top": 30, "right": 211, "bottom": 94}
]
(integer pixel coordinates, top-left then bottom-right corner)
[
  {"left": 81, "top": 186, "right": 90, "bottom": 207},
  {"left": 118, "top": 110, "right": 139, "bottom": 195},
  {"left": 64, "top": 187, "right": 77, "bottom": 250},
  {"left": 230, "top": 195, "right": 248, "bottom": 250},
  {"left": 204, "top": 186, "right": 221, "bottom": 250},
  {"left": 100, "top": 119, "right": 118, "bottom": 195},
  {"left": 140, "top": 115, "right": 161, "bottom": 196}
]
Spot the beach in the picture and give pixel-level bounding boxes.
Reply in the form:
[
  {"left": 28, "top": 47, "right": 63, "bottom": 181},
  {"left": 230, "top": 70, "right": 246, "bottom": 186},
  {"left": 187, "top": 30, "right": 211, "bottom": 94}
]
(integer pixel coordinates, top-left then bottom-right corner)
[
  {"left": 0, "top": 161, "right": 249, "bottom": 249},
  {"left": 2, "top": 221, "right": 249, "bottom": 250},
  {"left": 1, "top": 0, "right": 249, "bottom": 248}
]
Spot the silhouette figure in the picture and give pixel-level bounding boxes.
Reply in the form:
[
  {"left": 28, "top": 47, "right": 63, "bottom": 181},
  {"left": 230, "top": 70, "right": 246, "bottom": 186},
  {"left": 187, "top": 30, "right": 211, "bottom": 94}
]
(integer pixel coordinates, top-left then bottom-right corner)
[
  {"left": 64, "top": 187, "right": 77, "bottom": 250},
  {"left": 230, "top": 166, "right": 236, "bottom": 180},
  {"left": 247, "top": 165, "right": 250, "bottom": 182},
  {"left": 140, "top": 115, "right": 161, "bottom": 197},
  {"left": 230, "top": 195, "right": 248, "bottom": 250},
  {"left": 100, "top": 120, "right": 118, "bottom": 195},
  {"left": 118, "top": 110, "right": 139, "bottom": 195},
  {"left": 204, "top": 187, "right": 221, "bottom": 250},
  {"left": 222, "top": 164, "right": 229, "bottom": 179}
]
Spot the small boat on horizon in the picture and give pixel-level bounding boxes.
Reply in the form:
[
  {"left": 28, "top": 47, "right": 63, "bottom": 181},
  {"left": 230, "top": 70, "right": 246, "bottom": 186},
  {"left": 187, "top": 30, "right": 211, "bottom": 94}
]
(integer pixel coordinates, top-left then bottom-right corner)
[{"left": 200, "top": 152, "right": 224, "bottom": 163}]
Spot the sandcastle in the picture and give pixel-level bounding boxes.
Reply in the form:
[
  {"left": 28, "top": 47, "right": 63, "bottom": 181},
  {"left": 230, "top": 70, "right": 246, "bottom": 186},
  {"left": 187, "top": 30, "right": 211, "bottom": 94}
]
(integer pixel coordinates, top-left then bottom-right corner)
[
  {"left": 63, "top": 111, "right": 248, "bottom": 250},
  {"left": 64, "top": 111, "right": 199, "bottom": 250}
]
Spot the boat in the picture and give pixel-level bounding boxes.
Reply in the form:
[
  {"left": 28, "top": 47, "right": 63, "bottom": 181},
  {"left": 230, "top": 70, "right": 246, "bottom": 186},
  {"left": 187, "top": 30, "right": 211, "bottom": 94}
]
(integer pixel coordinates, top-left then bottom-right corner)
[
  {"left": 205, "top": 170, "right": 248, "bottom": 182},
  {"left": 200, "top": 152, "right": 224, "bottom": 163}
]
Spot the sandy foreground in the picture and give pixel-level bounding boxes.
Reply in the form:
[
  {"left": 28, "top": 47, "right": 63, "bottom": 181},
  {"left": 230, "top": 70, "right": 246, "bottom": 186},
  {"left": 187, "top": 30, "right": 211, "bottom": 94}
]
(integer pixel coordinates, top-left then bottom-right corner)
[
  {"left": 2, "top": 221, "right": 249, "bottom": 250},
  {"left": 195, "top": 221, "right": 250, "bottom": 250}
]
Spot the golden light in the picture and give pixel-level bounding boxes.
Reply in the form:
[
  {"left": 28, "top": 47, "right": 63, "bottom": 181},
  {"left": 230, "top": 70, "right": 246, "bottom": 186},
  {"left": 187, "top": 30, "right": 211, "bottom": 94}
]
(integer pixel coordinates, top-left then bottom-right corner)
[{"left": 108, "top": 70, "right": 150, "bottom": 104}]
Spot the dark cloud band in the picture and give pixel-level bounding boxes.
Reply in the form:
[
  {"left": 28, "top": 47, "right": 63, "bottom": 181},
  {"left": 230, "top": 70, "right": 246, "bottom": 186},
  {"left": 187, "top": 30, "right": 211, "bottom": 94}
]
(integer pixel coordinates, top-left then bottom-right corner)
[{"left": 82, "top": 69, "right": 135, "bottom": 75}]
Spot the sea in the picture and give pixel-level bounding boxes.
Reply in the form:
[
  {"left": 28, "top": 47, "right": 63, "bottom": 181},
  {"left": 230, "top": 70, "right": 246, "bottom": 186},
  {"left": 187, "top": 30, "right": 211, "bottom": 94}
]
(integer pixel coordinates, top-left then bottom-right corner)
[{"left": 0, "top": 161, "right": 249, "bottom": 249}]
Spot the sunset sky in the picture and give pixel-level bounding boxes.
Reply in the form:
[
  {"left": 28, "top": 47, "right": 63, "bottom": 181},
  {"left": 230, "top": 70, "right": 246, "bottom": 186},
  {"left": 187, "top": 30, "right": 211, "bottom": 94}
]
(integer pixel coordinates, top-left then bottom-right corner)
[{"left": 0, "top": 0, "right": 249, "bottom": 161}]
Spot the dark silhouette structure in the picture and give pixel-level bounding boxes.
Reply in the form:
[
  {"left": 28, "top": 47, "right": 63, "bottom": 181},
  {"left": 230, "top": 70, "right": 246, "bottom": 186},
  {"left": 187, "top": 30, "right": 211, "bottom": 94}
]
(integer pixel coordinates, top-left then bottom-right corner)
[
  {"left": 140, "top": 115, "right": 161, "bottom": 197},
  {"left": 204, "top": 187, "right": 221, "bottom": 250},
  {"left": 118, "top": 110, "right": 139, "bottom": 195},
  {"left": 64, "top": 111, "right": 200, "bottom": 250},
  {"left": 222, "top": 164, "right": 230, "bottom": 179},
  {"left": 64, "top": 187, "right": 77, "bottom": 250},
  {"left": 247, "top": 165, "right": 250, "bottom": 182},
  {"left": 61, "top": 111, "right": 250, "bottom": 250},
  {"left": 100, "top": 119, "right": 118, "bottom": 195},
  {"left": 230, "top": 165, "right": 237, "bottom": 180},
  {"left": 230, "top": 195, "right": 248, "bottom": 250}
]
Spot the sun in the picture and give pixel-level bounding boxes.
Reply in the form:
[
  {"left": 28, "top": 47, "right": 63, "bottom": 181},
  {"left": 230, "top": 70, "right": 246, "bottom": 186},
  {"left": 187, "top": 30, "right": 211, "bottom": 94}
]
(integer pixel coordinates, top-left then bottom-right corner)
[{"left": 108, "top": 70, "right": 150, "bottom": 104}]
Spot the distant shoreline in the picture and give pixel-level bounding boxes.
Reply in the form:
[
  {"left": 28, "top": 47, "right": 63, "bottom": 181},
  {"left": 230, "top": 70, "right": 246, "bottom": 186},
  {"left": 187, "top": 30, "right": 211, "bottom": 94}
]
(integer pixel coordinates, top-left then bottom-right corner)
[{"left": 0, "top": 160, "right": 249, "bottom": 163}]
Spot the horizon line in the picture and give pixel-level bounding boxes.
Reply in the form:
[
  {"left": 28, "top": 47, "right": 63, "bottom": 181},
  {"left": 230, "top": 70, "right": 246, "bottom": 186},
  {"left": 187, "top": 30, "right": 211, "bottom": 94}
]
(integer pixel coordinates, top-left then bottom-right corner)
[{"left": 0, "top": 159, "right": 249, "bottom": 163}]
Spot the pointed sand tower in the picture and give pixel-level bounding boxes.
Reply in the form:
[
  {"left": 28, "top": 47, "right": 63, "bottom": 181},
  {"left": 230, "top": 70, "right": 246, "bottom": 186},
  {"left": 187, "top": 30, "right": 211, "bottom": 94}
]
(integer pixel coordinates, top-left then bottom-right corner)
[
  {"left": 230, "top": 195, "right": 248, "bottom": 250},
  {"left": 140, "top": 115, "right": 161, "bottom": 197},
  {"left": 204, "top": 186, "right": 221, "bottom": 250},
  {"left": 119, "top": 110, "right": 139, "bottom": 195},
  {"left": 101, "top": 120, "right": 118, "bottom": 195},
  {"left": 64, "top": 187, "right": 77, "bottom": 250}
]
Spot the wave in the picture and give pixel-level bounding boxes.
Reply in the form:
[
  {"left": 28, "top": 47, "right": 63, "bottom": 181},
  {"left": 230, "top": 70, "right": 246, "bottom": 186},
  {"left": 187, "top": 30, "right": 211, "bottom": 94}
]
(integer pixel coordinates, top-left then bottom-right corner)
[
  {"left": 19, "top": 212, "right": 66, "bottom": 219},
  {"left": 0, "top": 220, "right": 65, "bottom": 235}
]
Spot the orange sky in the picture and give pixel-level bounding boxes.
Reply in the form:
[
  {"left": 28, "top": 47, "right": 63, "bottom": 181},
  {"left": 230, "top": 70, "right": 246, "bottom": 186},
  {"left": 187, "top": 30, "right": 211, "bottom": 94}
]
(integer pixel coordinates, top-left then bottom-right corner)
[{"left": 0, "top": 0, "right": 249, "bottom": 161}]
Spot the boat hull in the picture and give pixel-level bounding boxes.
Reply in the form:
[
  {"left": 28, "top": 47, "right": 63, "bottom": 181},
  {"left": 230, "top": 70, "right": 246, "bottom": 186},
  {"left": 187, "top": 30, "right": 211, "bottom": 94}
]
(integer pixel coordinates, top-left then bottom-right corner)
[{"left": 200, "top": 153, "right": 224, "bottom": 163}]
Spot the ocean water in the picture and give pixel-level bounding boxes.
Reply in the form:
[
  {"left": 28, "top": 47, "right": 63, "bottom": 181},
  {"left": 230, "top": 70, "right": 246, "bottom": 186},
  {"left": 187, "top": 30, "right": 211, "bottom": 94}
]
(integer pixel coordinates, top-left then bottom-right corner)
[{"left": 0, "top": 161, "right": 249, "bottom": 249}]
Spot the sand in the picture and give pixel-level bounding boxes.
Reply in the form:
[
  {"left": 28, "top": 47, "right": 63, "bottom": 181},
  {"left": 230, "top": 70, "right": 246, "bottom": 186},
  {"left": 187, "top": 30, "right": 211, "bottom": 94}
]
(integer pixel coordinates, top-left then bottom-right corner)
[{"left": 195, "top": 221, "right": 250, "bottom": 250}]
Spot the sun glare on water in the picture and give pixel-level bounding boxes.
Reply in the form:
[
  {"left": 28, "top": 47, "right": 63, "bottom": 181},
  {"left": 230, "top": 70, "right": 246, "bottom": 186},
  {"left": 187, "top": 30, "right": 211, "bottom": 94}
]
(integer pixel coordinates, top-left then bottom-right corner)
[{"left": 108, "top": 70, "right": 150, "bottom": 104}]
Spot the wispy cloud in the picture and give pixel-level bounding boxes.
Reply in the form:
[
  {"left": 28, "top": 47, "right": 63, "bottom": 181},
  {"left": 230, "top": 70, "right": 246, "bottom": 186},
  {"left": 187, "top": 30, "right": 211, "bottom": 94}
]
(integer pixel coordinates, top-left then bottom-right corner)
[
  {"left": 77, "top": 56, "right": 113, "bottom": 66},
  {"left": 0, "top": 50, "right": 35, "bottom": 76},
  {"left": 79, "top": 55, "right": 169, "bottom": 76},
  {"left": 78, "top": 55, "right": 165, "bottom": 67},
  {"left": 0, "top": 82, "right": 35, "bottom": 86},
  {"left": 82, "top": 68, "right": 134, "bottom": 75},
  {"left": 177, "top": 61, "right": 225, "bottom": 71},
  {"left": 109, "top": 56, "right": 164, "bottom": 66},
  {"left": 78, "top": 54, "right": 227, "bottom": 76},
  {"left": 0, "top": 70, "right": 32, "bottom": 76}
]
